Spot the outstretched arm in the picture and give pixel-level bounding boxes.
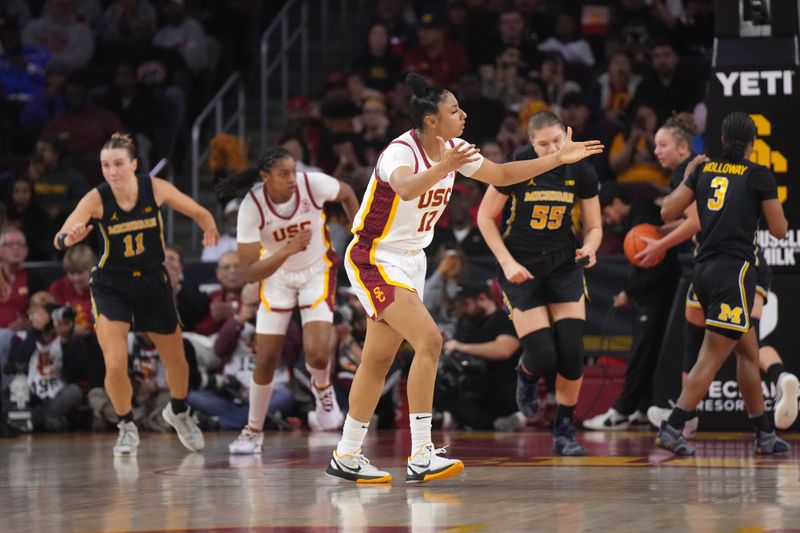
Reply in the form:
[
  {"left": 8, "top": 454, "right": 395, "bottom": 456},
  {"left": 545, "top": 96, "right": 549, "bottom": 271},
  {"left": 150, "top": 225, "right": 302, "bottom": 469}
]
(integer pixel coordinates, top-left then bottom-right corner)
[
  {"left": 152, "top": 177, "right": 220, "bottom": 247},
  {"left": 472, "top": 127, "right": 603, "bottom": 187}
]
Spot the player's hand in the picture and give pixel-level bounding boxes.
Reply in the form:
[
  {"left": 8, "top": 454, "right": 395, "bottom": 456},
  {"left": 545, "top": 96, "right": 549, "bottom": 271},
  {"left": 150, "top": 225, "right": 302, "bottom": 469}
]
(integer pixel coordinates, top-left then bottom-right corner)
[
  {"left": 443, "top": 339, "right": 462, "bottom": 353},
  {"left": 634, "top": 236, "right": 664, "bottom": 268},
  {"left": 65, "top": 223, "right": 93, "bottom": 246},
  {"left": 556, "top": 127, "right": 604, "bottom": 164},
  {"left": 501, "top": 259, "right": 534, "bottom": 284},
  {"left": 285, "top": 228, "right": 312, "bottom": 255},
  {"left": 613, "top": 290, "right": 630, "bottom": 308},
  {"left": 575, "top": 246, "right": 597, "bottom": 268},
  {"left": 436, "top": 137, "right": 480, "bottom": 174},
  {"left": 202, "top": 224, "right": 220, "bottom": 248},
  {"left": 683, "top": 154, "right": 710, "bottom": 181}
]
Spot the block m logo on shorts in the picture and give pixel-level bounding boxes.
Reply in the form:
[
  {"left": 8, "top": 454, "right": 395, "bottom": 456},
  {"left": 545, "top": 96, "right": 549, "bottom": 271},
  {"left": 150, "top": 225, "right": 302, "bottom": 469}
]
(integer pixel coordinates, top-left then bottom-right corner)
[{"left": 718, "top": 304, "right": 744, "bottom": 324}]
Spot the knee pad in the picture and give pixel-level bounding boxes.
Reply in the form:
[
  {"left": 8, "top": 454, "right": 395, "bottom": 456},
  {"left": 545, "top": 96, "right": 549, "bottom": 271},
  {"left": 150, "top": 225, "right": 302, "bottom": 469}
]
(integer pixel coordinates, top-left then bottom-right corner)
[
  {"left": 552, "top": 319, "right": 584, "bottom": 380},
  {"left": 751, "top": 318, "right": 762, "bottom": 348},
  {"left": 520, "top": 328, "right": 557, "bottom": 378},
  {"left": 682, "top": 322, "right": 705, "bottom": 373}
]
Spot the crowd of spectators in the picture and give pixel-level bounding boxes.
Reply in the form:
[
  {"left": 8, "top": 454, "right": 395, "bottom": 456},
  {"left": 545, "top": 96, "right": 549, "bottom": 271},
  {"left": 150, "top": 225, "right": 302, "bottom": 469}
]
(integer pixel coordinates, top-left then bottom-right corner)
[{"left": 0, "top": 0, "right": 717, "bottom": 436}]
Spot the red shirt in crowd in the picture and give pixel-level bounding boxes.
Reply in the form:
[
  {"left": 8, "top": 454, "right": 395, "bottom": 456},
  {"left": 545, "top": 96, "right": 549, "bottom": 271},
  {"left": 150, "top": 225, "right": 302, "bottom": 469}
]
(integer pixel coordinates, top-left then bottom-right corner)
[
  {"left": 0, "top": 267, "right": 30, "bottom": 328},
  {"left": 403, "top": 41, "right": 470, "bottom": 85},
  {"left": 49, "top": 276, "right": 93, "bottom": 331},
  {"left": 193, "top": 288, "right": 242, "bottom": 336}
]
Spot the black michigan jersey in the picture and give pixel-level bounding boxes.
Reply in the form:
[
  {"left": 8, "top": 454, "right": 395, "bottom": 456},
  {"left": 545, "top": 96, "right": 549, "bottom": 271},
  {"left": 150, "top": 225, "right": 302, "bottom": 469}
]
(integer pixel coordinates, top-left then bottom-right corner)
[
  {"left": 685, "top": 158, "right": 778, "bottom": 264},
  {"left": 495, "top": 159, "right": 598, "bottom": 259},
  {"left": 93, "top": 176, "right": 166, "bottom": 273}
]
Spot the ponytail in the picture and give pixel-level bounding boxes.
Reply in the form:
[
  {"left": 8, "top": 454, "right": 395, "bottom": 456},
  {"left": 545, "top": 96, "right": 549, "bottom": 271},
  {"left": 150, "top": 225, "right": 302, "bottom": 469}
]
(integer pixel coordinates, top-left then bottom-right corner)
[{"left": 214, "top": 146, "right": 293, "bottom": 198}]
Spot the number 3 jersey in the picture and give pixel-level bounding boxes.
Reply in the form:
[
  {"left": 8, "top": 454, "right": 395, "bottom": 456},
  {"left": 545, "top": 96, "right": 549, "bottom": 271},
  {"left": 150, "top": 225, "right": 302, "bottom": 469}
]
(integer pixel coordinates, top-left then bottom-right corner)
[
  {"left": 351, "top": 130, "right": 484, "bottom": 252},
  {"left": 237, "top": 171, "right": 341, "bottom": 271},
  {"left": 494, "top": 158, "right": 598, "bottom": 260},
  {"left": 93, "top": 176, "right": 166, "bottom": 272},
  {"left": 685, "top": 158, "right": 777, "bottom": 264}
]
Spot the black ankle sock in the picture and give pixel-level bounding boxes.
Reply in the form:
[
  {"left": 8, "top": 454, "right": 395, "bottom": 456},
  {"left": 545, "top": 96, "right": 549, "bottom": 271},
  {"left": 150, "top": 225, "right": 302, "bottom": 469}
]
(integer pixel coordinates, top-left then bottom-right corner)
[
  {"left": 749, "top": 412, "right": 772, "bottom": 433},
  {"left": 766, "top": 363, "right": 786, "bottom": 388},
  {"left": 555, "top": 404, "right": 576, "bottom": 426},
  {"left": 666, "top": 405, "right": 694, "bottom": 430},
  {"left": 119, "top": 411, "right": 134, "bottom": 423},
  {"left": 170, "top": 397, "right": 188, "bottom": 414}
]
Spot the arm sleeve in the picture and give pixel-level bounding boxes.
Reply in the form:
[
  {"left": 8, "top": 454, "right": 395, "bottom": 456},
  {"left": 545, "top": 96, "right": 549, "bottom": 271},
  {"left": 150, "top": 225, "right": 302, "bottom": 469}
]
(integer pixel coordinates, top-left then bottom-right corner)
[
  {"left": 451, "top": 137, "right": 484, "bottom": 177},
  {"left": 306, "top": 172, "right": 342, "bottom": 203},
  {"left": 576, "top": 162, "right": 599, "bottom": 199},
  {"left": 747, "top": 166, "right": 779, "bottom": 201},
  {"left": 236, "top": 194, "right": 262, "bottom": 244},
  {"left": 377, "top": 143, "right": 416, "bottom": 182}
]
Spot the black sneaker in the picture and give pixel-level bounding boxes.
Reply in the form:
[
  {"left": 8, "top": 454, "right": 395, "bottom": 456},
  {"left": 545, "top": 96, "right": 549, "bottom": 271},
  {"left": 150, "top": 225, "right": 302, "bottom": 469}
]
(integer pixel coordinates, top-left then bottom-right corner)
[
  {"left": 516, "top": 364, "right": 540, "bottom": 418},
  {"left": 655, "top": 422, "right": 696, "bottom": 456},
  {"left": 754, "top": 430, "right": 790, "bottom": 454},
  {"left": 553, "top": 419, "right": 587, "bottom": 456},
  {"left": 326, "top": 450, "right": 392, "bottom": 483}
]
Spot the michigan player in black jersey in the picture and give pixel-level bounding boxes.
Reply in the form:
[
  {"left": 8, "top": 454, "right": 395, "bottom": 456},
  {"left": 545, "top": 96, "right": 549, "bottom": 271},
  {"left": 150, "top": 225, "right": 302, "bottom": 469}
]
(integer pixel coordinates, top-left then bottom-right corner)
[
  {"left": 477, "top": 111, "right": 602, "bottom": 456},
  {"left": 657, "top": 112, "right": 789, "bottom": 456},
  {"left": 54, "top": 133, "right": 220, "bottom": 457}
]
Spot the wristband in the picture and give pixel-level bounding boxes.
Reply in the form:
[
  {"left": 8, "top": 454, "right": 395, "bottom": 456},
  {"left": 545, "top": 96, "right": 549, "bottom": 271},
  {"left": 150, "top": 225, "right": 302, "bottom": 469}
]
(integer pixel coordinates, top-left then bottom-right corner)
[{"left": 55, "top": 233, "right": 68, "bottom": 250}]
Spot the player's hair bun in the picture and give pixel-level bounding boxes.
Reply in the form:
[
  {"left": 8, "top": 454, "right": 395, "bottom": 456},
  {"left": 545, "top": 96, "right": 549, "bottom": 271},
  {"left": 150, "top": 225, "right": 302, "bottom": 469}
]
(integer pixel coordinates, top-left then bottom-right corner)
[{"left": 405, "top": 73, "right": 427, "bottom": 98}]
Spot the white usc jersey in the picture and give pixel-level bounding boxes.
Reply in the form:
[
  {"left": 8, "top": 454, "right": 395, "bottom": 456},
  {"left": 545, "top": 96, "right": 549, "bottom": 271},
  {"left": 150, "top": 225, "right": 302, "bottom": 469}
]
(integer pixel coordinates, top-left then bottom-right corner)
[
  {"left": 351, "top": 130, "right": 484, "bottom": 252},
  {"left": 238, "top": 172, "right": 340, "bottom": 272}
]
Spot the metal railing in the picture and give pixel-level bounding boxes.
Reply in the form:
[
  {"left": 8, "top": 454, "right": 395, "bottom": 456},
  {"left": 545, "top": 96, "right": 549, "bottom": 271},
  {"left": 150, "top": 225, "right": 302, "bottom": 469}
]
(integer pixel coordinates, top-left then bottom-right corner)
[{"left": 190, "top": 71, "right": 246, "bottom": 248}]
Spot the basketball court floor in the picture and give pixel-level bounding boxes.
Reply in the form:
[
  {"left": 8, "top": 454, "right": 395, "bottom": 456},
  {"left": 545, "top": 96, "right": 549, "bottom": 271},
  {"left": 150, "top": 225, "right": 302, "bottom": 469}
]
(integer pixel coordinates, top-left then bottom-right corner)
[{"left": 2, "top": 430, "right": 800, "bottom": 532}]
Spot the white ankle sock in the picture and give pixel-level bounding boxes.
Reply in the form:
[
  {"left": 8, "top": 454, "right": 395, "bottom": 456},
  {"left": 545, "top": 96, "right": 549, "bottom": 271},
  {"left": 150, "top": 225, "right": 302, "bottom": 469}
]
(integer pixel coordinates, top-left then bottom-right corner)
[
  {"left": 409, "top": 412, "right": 432, "bottom": 454},
  {"left": 336, "top": 414, "right": 369, "bottom": 456},
  {"left": 247, "top": 380, "right": 273, "bottom": 431},
  {"left": 307, "top": 362, "right": 331, "bottom": 388}
]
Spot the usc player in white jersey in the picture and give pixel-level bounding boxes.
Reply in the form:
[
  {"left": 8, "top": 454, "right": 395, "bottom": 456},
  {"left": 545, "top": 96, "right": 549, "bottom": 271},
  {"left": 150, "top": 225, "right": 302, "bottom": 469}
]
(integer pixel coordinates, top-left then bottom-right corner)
[
  {"left": 326, "top": 73, "right": 604, "bottom": 484},
  {"left": 215, "top": 147, "right": 359, "bottom": 455}
]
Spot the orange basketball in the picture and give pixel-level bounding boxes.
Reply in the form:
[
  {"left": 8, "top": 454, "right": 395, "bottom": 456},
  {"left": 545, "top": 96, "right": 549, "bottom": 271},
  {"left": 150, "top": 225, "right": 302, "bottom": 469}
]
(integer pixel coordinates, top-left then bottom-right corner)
[{"left": 624, "top": 223, "right": 664, "bottom": 268}]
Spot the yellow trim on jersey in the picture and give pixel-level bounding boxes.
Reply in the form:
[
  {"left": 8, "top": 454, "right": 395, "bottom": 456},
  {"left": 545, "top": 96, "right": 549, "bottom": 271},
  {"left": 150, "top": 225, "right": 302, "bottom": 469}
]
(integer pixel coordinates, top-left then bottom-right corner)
[
  {"left": 310, "top": 212, "right": 334, "bottom": 309},
  {"left": 756, "top": 286, "right": 768, "bottom": 300},
  {"left": 582, "top": 273, "right": 590, "bottom": 302},
  {"left": 259, "top": 279, "right": 272, "bottom": 312},
  {"left": 501, "top": 290, "right": 514, "bottom": 319},
  {"left": 90, "top": 291, "right": 98, "bottom": 322},
  {"left": 705, "top": 262, "right": 751, "bottom": 332},
  {"left": 347, "top": 179, "right": 378, "bottom": 316},
  {"left": 370, "top": 194, "right": 415, "bottom": 292},
  {"left": 502, "top": 194, "right": 517, "bottom": 240},
  {"left": 157, "top": 211, "right": 166, "bottom": 252},
  {"left": 97, "top": 223, "right": 111, "bottom": 268},
  {"left": 685, "top": 285, "right": 702, "bottom": 309}
]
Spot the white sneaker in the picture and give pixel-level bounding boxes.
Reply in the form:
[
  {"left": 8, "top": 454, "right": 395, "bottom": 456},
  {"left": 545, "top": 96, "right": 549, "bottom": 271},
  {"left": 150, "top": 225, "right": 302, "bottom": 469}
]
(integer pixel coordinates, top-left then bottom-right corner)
[
  {"left": 583, "top": 408, "right": 630, "bottom": 431},
  {"left": 406, "top": 443, "right": 464, "bottom": 483},
  {"left": 228, "top": 427, "right": 264, "bottom": 455},
  {"left": 647, "top": 404, "right": 698, "bottom": 438},
  {"left": 627, "top": 411, "right": 650, "bottom": 428},
  {"left": 162, "top": 403, "right": 205, "bottom": 452},
  {"left": 774, "top": 373, "right": 799, "bottom": 430},
  {"left": 325, "top": 449, "right": 392, "bottom": 483},
  {"left": 309, "top": 381, "right": 343, "bottom": 431},
  {"left": 113, "top": 421, "right": 139, "bottom": 457}
]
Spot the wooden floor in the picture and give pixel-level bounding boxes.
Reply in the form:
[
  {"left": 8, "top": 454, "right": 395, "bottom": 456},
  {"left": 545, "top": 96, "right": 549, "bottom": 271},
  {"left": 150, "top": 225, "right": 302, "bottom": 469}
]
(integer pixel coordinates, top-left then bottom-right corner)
[{"left": 2, "top": 429, "right": 800, "bottom": 532}]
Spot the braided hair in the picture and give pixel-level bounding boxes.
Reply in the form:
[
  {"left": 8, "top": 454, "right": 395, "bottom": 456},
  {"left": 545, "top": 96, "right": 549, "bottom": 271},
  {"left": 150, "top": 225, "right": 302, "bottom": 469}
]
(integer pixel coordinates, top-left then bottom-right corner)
[
  {"left": 721, "top": 112, "right": 756, "bottom": 161},
  {"left": 215, "top": 146, "right": 293, "bottom": 198},
  {"left": 405, "top": 73, "right": 449, "bottom": 130}
]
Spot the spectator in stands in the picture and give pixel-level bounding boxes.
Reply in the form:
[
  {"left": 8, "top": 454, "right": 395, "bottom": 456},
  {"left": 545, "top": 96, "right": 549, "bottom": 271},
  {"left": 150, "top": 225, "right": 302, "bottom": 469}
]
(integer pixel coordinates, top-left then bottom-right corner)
[
  {"left": 5, "top": 176, "right": 55, "bottom": 261},
  {"left": 351, "top": 21, "right": 403, "bottom": 93},
  {"left": 584, "top": 182, "right": 680, "bottom": 430},
  {"left": 479, "top": 140, "right": 505, "bottom": 164},
  {"left": 560, "top": 91, "right": 611, "bottom": 182},
  {"left": 43, "top": 0, "right": 104, "bottom": 30},
  {"left": 153, "top": 0, "right": 213, "bottom": 74},
  {"left": 429, "top": 188, "right": 490, "bottom": 261},
  {"left": 630, "top": 39, "right": 704, "bottom": 123},
  {"left": 597, "top": 50, "right": 641, "bottom": 126},
  {"left": 279, "top": 132, "right": 323, "bottom": 174},
  {"left": 537, "top": 11, "right": 595, "bottom": 66},
  {"left": 480, "top": 45, "right": 526, "bottom": 111},
  {"left": 99, "top": 0, "right": 157, "bottom": 46},
  {"left": 367, "top": 0, "right": 418, "bottom": 57},
  {"left": 424, "top": 248, "right": 469, "bottom": 333},
  {"left": 538, "top": 52, "right": 581, "bottom": 108},
  {"left": 201, "top": 198, "right": 238, "bottom": 263},
  {"left": 435, "top": 282, "right": 523, "bottom": 431},
  {"left": 607, "top": 0, "right": 668, "bottom": 63},
  {"left": 385, "top": 77, "right": 414, "bottom": 137},
  {"left": 193, "top": 251, "right": 244, "bottom": 336},
  {"left": 457, "top": 71, "right": 505, "bottom": 146},
  {"left": 48, "top": 244, "right": 94, "bottom": 337},
  {"left": 480, "top": 8, "right": 540, "bottom": 72},
  {"left": 496, "top": 110, "right": 529, "bottom": 156},
  {"left": 608, "top": 102, "right": 668, "bottom": 186},
  {"left": 0, "top": 229, "right": 39, "bottom": 331},
  {"left": 1, "top": 1, "right": 32, "bottom": 28},
  {"left": 404, "top": 10, "right": 470, "bottom": 86},
  {"left": 164, "top": 244, "right": 207, "bottom": 333},
  {"left": 8, "top": 298, "right": 87, "bottom": 431},
  {"left": 188, "top": 283, "right": 294, "bottom": 430},
  {"left": 19, "top": 62, "right": 67, "bottom": 134},
  {"left": 30, "top": 136, "right": 88, "bottom": 223},
  {"left": 0, "top": 16, "right": 50, "bottom": 115},
  {"left": 41, "top": 75, "right": 125, "bottom": 162},
  {"left": 22, "top": 0, "right": 94, "bottom": 72},
  {"left": 357, "top": 96, "right": 390, "bottom": 147},
  {"left": 346, "top": 72, "right": 383, "bottom": 108}
]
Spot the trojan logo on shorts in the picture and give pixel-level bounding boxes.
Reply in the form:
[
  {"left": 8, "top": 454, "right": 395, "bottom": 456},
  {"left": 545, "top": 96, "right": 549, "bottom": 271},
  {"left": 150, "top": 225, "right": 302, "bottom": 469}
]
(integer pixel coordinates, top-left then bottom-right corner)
[
  {"left": 718, "top": 304, "right": 744, "bottom": 324},
  {"left": 272, "top": 220, "right": 311, "bottom": 242},
  {"left": 417, "top": 187, "right": 452, "bottom": 208},
  {"left": 373, "top": 287, "right": 386, "bottom": 302}
]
